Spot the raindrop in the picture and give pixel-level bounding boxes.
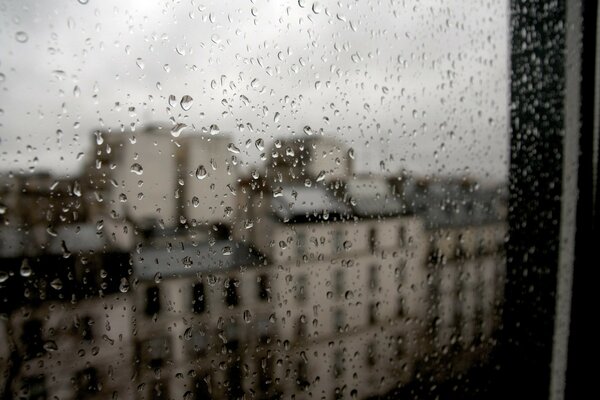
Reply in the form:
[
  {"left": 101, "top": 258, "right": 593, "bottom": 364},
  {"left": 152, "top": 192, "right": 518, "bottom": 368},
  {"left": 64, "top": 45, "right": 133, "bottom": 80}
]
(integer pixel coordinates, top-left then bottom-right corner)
[
  {"left": 72, "top": 181, "right": 82, "bottom": 197},
  {"left": 60, "top": 241, "right": 71, "bottom": 259},
  {"left": 195, "top": 165, "right": 207, "bottom": 180},
  {"left": 243, "top": 310, "right": 252, "bottom": 323},
  {"left": 316, "top": 171, "right": 326, "bottom": 182},
  {"left": 273, "top": 187, "right": 283, "bottom": 197},
  {"left": 312, "top": 2, "right": 322, "bottom": 14},
  {"left": 171, "top": 123, "right": 187, "bottom": 137},
  {"left": 154, "top": 272, "right": 162, "bottom": 284},
  {"left": 130, "top": 163, "right": 143, "bottom": 175},
  {"left": 0, "top": 271, "right": 8, "bottom": 283},
  {"left": 119, "top": 278, "right": 130, "bottom": 293},
  {"left": 15, "top": 31, "right": 28, "bottom": 43},
  {"left": 255, "top": 138, "right": 265, "bottom": 151},
  {"left": 184, "top": 327, "right": 193, "bottom": 340},
  {"left": 136, "top": 58, "right": 145, "bottom": 70},
  {"left": 209, "top": 124, "right": 220, "bottom": 135},
  {"left": 192, "top": 196, "right": 200, "bottom": 207},
  {"left": 227, "top": 143, "right": 240, "bottom": 154},
  {"left": 50, "top": 278, "right": 63, "bottom": 290},
  {"left": 43, "top": 341, "right": 58, "bottom": 352},
  {"left": 180, "top": 95, "right": 193, "bottom": 111},
  {"left": 168, "top": 94, "right": 177, "bottom": 107},
  {"left": 20, "top": 259, "right": 32, "bottom": 277},
  {"left": 222, "top": 247, "right": 232, "bottom": 256},
  {"left": 348, "top": 148, "right": 355, "bottom": 159},
  {"left": 303, "top": 126, "right": 314, "bottom": 136},
  {"left": 343, "top": 241, "right": 352, "bottom": 250}
]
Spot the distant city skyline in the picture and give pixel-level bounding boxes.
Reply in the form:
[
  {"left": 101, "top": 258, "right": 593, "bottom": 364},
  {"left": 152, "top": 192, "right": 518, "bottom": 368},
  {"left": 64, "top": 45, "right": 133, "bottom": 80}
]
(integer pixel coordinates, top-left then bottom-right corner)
[{"left": 0, "top": 0, "right": 509, "bottom": 181}]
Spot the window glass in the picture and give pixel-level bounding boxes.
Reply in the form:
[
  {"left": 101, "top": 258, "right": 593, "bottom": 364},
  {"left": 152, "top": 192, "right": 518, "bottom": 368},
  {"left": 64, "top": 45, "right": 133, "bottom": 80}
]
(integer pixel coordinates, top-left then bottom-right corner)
[{"left": 1, "top": 0, "right": 569, "bottom": 399}]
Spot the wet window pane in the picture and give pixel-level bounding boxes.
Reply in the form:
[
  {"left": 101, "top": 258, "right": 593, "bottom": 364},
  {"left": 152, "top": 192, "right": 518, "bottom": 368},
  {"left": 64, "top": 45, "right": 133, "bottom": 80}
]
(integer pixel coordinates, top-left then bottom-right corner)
[{"left": 0, "top": 0, "right": 580, "bottom": 399}]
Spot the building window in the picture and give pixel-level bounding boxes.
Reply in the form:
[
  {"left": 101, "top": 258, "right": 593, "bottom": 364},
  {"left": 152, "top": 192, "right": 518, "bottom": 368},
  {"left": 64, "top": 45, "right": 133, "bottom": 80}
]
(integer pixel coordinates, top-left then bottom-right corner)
[
  {"left": 366, "top": 341, "right": 377, "bottom": 367},
  {"left": 150, "top": 379, "right": 169, "bottom": 400},
  {"left": 75, "top": 315, "right": 94, "bottom": 342},
  {"left": 194, "top": 374, "right": 212, "bottom": 400},
  {"left": 333, "top": 269, "right": 344, "bottom": 299},
  {"left": 193, "top": 282, "right": 206, "bottom": 314},
  {"left": 297, "top": 359, "right": 309, "bottom": 390},
  {"left": 334, "top": 308, "right": 344, "bottom": 332},
  {"left": 225, "top": 278, "right": 239, "bottom": 307},
  {"left": 296, "top": 274, "right": 307, "bottom": 303},
  {"left": 333, "top": 349, "right": 343, "bottom": 378},
  {"left": 257, "top": 274, "right": 270, "bottom": 302},
  {"left": 145, "top": 285, "right": 161, "bottom": 316},
  {"left": 22, "top": 319, "right": 45, "bottom": 360},
  {"left": 368, "top": 302, "right": 377, "bottom": 325},
  {"left": 333, "top": 228, "right": 344, "bottom": 253},
  {"left": 21, "top": 375, "right": 47, "bottom": 400},
  {"left": 397, "top": 296, "right": 406, "bottom": 317},
  {"left": 368, "top": 265, "right": 378, "bottom": 292},
  {"left": 75, "top": 367, "right": 100, "bottom": 397},
  {"left": 399, "top": 226, "right": 406, "bottom": 247},
  {"left": 395, "top": 334, "right": 406, "bottom": 358},
  {"left": 297, "top": 231, "right": 306, "bottom": 259},
  {"left": 258, "top": 356, "right": 274, "bottom": 392},
  {"left": 368, "top": 228, "right": 377, "bottom": 253},
  {"left": 296, "top": 315, "right": 307, "bottom": 339}
]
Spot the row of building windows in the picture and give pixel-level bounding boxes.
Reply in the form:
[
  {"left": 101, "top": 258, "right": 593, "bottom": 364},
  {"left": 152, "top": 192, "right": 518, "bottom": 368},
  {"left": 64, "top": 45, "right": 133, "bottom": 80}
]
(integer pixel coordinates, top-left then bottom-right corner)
[
  {"left": 294, "top": 226, "right": 409, "bottom": 258},
  {"left": 144, "top": 274, "right": 272, "bottom": 317}
]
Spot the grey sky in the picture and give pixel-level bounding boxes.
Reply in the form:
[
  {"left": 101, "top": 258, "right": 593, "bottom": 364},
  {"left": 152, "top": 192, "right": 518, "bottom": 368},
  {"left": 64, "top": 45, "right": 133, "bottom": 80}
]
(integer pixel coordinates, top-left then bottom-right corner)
[{"left": 0, "top": 0, "right": 508, "bottom": 181}]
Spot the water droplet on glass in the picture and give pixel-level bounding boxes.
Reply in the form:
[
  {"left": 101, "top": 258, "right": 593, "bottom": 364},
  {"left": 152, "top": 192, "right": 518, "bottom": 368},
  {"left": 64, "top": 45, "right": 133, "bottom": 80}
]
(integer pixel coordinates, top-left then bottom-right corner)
[
  {"left": 168, "top": 94, "right": 177, "bottom": 107},
  {"left": 130, "top": 163, "right": 143, "bottom": 175},
  {"left": 312, "top": 2, "right": 322, "bottom": 14},
  {"left": 180, "top": 95, "right": 193, "bottom": 111},
  {"left": 255, "top": 138, "right": 265, "bottom": 151},
  {"left": 20, "top": 259, "right": 32, "bottom": 277},
  {"left": 0, "top": 271, "right": 9, "bottom": 283},
  {"left": 195, "top": 165, "right": 207, "bottom": 180},
  {"left": 43, "top": 341, "right": 58, "bottom": 352},
  {"left": 209, "top": 124, "right": 220, "bottom": 136},
  {"left": 348, "top": 148, "right": 355, "bottom": 160},
  {"left": 273, "top": 187, "right": 283, "bottom": 197},
  {"left": 303, "top": 126, "right": 314, "bottom": 136},
  {"left": 154, "top": 272, "right": 162, "bottom": 284},
  {"left": 222, "top": 247, "right": 232, "bottom": 256},
  {"left": 15, "top": 31, "right": 28, "bottom": 43},
  {"left": 227, "top": 143, "right": 240, "bottom": 154},
  {"left": 192, "top": 196, "right": 200, "bottom": 207},
  {"left": 72, "top": 181, "right": 82, "bottom": 197},
  {"left": 171, "top": 123, "right": 187, "bottom": 137},
  {"left": 119, "top": 278, "right": 130, "bottom": 293},
  {"left": 136, "top": 58, "right": 145, "bottom": 70},
  {"left": 50, "top": 278, "right": 63, "bottom": 290},
  {"left": 243, "top": 310, "right": 252, "bottom": 323},
  {"left": 316, "top": 171, "right": 326, "bottom": 182},
  {"left": 343, "top": 240, "right": 352, "bottom": 250}
]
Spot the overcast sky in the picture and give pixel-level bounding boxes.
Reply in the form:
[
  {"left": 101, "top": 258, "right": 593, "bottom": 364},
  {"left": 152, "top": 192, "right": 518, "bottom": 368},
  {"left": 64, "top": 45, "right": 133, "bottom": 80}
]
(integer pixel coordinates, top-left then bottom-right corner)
[{"left": 0, "top": 0, "right": 508, "bottom": 181}]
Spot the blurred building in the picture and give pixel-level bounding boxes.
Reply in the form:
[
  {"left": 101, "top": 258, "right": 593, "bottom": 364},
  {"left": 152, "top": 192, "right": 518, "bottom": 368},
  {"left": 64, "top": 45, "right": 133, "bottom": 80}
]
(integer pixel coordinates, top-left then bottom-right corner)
[
  {"left": 0, "top": 130, "right": 508, "bottom": 400},
  {"left": 86, "top": 124, "right": 238, "bottom": 232}
]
